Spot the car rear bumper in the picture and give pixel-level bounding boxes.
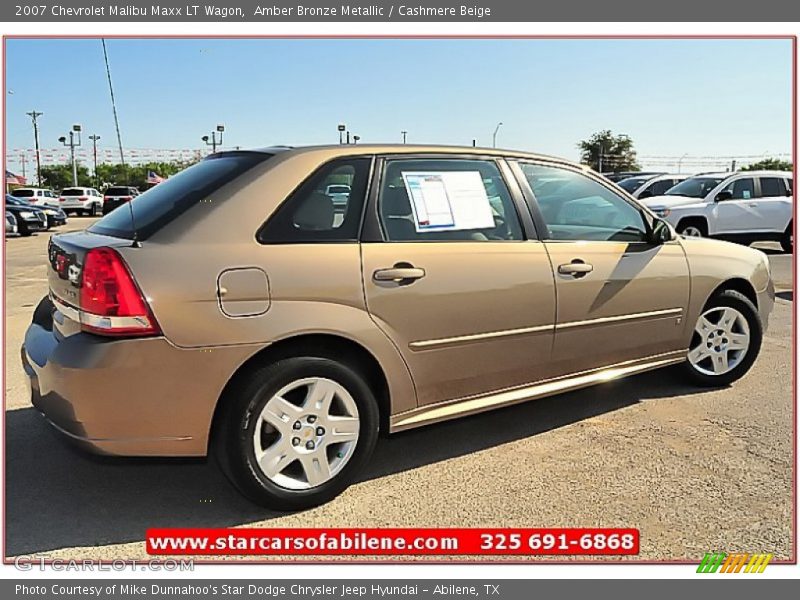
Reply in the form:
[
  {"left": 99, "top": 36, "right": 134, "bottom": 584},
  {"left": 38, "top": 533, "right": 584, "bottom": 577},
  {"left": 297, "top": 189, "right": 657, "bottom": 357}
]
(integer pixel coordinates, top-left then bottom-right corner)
[
  {"left": 21, "top": 307, "right": 256, "bottom": 457},
  {"left": 102, "top": 199, "right": 127, "bottom": 213}
]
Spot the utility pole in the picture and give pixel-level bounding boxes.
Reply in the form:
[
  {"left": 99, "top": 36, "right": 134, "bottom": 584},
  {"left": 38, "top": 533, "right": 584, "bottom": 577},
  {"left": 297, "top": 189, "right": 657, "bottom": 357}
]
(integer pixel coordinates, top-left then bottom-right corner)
[
  {"left": 58, "top": 124, "right": 82, "bottom": 187},
  {"left": 20, "top": 153, "right": 26, "bottom": 181},
  {"left": 26, "top": 110, "right": 43, "bottom": 187},
  {"left": 401, "top": 130, "right": 407, "bottom": 144},
  {"left": 89, "top": 135, "right": 101, "bottom": 188}
]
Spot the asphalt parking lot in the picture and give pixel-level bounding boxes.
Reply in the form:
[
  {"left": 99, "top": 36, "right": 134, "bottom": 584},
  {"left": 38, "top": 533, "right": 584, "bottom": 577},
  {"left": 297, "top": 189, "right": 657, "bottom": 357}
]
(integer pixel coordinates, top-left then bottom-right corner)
[{"left": 3, "top": 218, "right": 794, "bottom": 562}]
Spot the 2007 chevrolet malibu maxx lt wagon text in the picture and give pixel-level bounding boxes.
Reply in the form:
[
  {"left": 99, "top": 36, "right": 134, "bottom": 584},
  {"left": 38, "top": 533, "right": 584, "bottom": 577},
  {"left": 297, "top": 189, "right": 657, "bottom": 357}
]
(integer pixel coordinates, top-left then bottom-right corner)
[{"left": 22, "top": 145, "right": 775, "bottom": 510}]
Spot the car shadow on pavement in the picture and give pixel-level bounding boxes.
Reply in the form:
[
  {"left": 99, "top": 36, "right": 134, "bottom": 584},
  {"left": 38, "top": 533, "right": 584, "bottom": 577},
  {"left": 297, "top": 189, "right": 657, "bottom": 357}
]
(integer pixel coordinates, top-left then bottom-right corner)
[{"left": 5, "top": 368, "right": 704, "bottom": 556}]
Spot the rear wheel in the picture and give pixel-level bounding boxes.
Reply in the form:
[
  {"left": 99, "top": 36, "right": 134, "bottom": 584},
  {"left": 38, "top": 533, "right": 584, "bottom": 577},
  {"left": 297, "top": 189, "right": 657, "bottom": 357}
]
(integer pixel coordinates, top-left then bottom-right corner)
[
  {"left": 213, "top": 356, "right": 379, "bottom": 511},
  {"left": 91, "top": 203, "right": 100, "bottom": 217},
  {"left": 682, "top": 289, "right": 762, "bottom": 387},
  {"left": 781, "top": 223, "right": 793, "bottom": 253}
]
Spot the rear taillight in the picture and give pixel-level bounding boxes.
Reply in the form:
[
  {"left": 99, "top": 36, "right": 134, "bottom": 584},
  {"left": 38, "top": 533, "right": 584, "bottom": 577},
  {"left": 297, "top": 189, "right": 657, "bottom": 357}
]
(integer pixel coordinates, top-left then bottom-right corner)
[
  {"left": 121, "top": 196, "right": 132, "bottom": 201},
  {"left": 79, "top": 247, "right": 160, "bottom": 337},
  {"left": 58, "top": 197, "right": 65, "bottom": 202},
  {"left": 79, "top": 196, "right": 88, "bottom": 201}
]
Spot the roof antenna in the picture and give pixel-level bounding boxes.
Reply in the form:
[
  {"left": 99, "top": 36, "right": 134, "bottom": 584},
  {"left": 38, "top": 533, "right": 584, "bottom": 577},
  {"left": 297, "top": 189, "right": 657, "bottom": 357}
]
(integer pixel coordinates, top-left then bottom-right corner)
[{"left": 127, "top": 198, "right": 140, "bottom": 248}]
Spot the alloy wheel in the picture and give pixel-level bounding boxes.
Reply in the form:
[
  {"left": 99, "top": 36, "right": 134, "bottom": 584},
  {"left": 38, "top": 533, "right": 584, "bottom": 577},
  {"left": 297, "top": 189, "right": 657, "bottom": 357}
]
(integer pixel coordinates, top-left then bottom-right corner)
[
  {"left": 252, "top": 377, "right": 360, "bottom": 490},
  {"left": 688, "top": 306, "right": 750, "bottom": 376},
  {"left": 681, "top": 225, "right": 704, "bottom": 237}
]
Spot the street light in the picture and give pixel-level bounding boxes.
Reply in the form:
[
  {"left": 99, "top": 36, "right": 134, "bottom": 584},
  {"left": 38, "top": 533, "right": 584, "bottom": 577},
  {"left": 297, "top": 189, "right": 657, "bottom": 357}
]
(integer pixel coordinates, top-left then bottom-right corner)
[
  {"left": 492, "top": 122, "right": 503, "bottom": 148},
  {"left": 88, "top": 135, "right": 101, "bottom": 187},
  {"left": 338, "top": 123, "right": 346, "bottom": 145},
  {"left": 352, "top": 135, "right": 360, "bottom": 144},
  {"left": 401, "top": 130, "right": 408, "bottom": 144},
  {"left": 677, "top": 152, "right": 689, "bottom": 173},
  {"left": 202, "top": 124, "right": 225, "bottom": 153},
  {"left": 58, "top": 124, "right": 82, "bottom": 186}
]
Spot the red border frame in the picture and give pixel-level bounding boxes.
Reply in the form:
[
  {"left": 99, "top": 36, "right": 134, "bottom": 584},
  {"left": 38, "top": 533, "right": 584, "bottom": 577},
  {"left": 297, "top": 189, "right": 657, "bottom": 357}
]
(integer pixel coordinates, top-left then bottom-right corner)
[{"left": 1, "top": 33, "right": 796, "bottom": 567}]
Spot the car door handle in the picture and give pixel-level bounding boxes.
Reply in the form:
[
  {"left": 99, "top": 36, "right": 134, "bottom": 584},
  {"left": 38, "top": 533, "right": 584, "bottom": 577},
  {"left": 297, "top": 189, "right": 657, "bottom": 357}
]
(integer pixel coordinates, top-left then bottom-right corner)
[
  {"left": 373, "top": 266, "right": 426, "bottom": 282},
  {"left": 558, "top": 261, "right": 594, "bottom": 277}
]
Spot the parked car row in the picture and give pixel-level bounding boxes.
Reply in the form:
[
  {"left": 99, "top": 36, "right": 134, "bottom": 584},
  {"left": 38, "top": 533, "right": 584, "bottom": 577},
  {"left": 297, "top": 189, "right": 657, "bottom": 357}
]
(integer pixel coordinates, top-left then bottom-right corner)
[
  {"left": 5, "top": 194, "right": 55, "bottom": 236},
  {"left": 610, "top": 170, "right": 793, "bottom": 252},
  {"left": 7, "top": 184, "right": 141, "bottom": 217}
]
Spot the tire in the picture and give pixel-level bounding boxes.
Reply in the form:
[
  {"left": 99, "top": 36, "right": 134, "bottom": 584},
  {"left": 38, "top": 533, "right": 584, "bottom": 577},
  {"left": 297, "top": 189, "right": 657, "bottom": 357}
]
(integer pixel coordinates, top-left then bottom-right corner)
[
  {"left": 781, "top": 223, "right": 793, "bottom": 253},
  {"left": 213, "top": 356, "right": 380, "bottom": 511},
  {"left": 92, "top": 203, "right": 100, "bottom": 217},
  {"left": 681, "top": 289, "right": 762, "bottom": 387},
  {"left": 677, "top": 219, "right": 707, "bottom": 238},
  {"left": 18, "top": 223, "right": 32, "bottom": 237}
]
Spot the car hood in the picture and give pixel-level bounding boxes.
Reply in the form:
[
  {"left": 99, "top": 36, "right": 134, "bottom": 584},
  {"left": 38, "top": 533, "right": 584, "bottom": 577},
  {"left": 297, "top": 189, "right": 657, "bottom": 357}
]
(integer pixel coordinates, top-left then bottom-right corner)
[{"left": 640, "top": 195, "right": 704, "bottom": 209}]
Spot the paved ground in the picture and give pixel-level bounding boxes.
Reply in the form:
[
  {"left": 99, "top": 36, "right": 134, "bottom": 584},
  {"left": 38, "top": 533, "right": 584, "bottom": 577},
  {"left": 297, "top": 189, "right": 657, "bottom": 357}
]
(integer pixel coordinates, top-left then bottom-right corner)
[{"left": 3, "top": 219, "right": 794, "bottom": 562}]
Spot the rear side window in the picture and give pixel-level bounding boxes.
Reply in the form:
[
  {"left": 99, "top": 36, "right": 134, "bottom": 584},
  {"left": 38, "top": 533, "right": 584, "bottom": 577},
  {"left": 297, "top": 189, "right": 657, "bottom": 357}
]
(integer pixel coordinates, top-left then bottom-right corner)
[
  {"left": 759, "top": 177, "right": 788, "bottom": 197},
  {"left": 90, "top": 152, "right": 271, "bottom": 240},
  {"left": 648, "top": 179, "right": 676, "bottom": 196},
  {"left": 258, "top": 157, "right": 372, "bottom": 244},
  {"left": 378, "top": 158, "right": 523, "bottom": 242}
]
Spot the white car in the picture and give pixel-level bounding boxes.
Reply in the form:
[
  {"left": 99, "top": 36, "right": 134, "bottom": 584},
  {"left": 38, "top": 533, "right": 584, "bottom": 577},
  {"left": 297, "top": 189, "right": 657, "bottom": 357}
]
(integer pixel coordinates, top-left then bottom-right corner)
[
  {"left": 58, "top": 187, "right": 103, "bottom": 216},
  {"left": 10, "top": 187, "right": 59, "bottom": 207},
  {"left": 325, "top": 183, "right": 351, "bottom": 210},
  {"left": 641, "top": 171, "right": 793, "bottom": 252},
  {"left": 617, "top": 174, "right": 689, "bottom": 199}
]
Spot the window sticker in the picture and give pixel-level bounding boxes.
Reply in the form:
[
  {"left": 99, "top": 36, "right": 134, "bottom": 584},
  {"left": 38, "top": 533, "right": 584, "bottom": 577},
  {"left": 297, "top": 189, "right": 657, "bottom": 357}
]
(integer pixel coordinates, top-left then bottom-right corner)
[
  {"left": 742, "top": 190, "right": 752, "bottom": 199},
  {"left": 401, "top": 171, "right": 496, "bottom": 232}
]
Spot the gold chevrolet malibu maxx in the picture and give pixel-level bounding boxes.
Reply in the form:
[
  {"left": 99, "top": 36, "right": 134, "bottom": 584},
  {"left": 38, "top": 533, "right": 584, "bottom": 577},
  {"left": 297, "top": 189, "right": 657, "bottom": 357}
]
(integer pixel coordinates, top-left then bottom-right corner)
[{"left": 23, "top": 145, "right": 774, "bottom": 509}]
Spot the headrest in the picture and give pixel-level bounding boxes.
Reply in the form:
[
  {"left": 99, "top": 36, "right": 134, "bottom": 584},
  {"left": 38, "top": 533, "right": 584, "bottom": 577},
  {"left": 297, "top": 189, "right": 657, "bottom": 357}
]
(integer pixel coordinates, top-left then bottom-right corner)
[
  {"left": 294, "top": 191, "right": 334, "bottom": 230},
  {"left": 382, "top": 186, "right": 412, "bottom": 216}
]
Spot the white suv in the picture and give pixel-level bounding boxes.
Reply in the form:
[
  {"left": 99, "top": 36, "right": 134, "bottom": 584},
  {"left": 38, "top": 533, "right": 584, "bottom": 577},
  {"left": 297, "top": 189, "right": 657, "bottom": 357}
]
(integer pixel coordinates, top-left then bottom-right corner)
[
  {"left": 641, "top": 171, "right": 794, "bottom": 252},
  {"left": 10, "top": 187, "right": 59, "bottom": 207},
  {"left": 58, "top": 187, "right": 103, "bottom": 216}
]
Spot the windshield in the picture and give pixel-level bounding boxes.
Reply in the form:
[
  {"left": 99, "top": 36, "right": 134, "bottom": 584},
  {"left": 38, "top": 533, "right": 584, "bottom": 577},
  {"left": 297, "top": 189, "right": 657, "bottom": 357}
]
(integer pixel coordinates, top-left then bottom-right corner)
[
  {"left": 6, "top": 195, "right": 27, "bottom": 206},
  {"left": 617, "top": 178, "right": 650, "bottom": 193},
  {"left": 665, "top": 177, "right": 724, "bottom": 199},
  {"left": 89, "top": 152, "right": 272, "bottom": 240},
  {"left": 11, "top": 189, "right": 34, "bottom": 197}
]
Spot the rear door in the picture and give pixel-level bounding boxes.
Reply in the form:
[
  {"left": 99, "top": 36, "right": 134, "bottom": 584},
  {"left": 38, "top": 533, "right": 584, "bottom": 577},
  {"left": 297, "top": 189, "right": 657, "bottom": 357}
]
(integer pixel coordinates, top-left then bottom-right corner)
[
  {"left": 360, "top": 156, "right": 556, "bottom": 406},
  {"left": 511, "top": 161, "right": 690, "bottom": 375},
  {"left": 755, "top": 176, "right": 792, "bottom": 232}
]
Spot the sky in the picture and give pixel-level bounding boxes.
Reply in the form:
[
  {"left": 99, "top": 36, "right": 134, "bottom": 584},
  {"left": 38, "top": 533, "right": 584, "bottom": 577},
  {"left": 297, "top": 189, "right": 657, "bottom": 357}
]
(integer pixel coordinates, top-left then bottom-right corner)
[{"left": 3, "top": 38, "right": 794, "bottom": 174}]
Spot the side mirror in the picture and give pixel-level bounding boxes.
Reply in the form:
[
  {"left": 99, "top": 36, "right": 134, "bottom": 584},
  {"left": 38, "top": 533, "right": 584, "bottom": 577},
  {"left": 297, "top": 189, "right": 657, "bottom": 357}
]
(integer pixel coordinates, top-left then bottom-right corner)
[
  {"left": 649, "top": 218, "right": 674, "bottom": 245},
  {"left": 715, "top": 190, "right": 733, "bottom": 202}
]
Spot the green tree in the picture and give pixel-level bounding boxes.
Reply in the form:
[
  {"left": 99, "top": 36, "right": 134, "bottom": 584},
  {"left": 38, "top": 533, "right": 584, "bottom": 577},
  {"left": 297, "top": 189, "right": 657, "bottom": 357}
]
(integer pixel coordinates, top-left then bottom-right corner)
[
  {"left": 39, "top": 163, "right": 92, "bottom": 190},
  {"left": 578, "top": 130, "right": 640, "bottom": 173},
  {"left": 741, "top": 158, "right": 792, "bottom": 172}
]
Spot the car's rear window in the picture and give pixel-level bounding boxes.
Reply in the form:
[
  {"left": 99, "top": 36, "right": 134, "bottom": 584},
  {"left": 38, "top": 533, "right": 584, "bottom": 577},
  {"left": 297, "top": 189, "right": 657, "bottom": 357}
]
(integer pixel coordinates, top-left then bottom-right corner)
[
  {"left": 89, "top": 152, "right": 273, "bottom": 240},
  {"left": 105, "top": 187, "right": 131, "bottom": 196},
  {"left": 61, "top": 188, "right": 84, "bottom": 196},
  {"left": 12, "top": 189, "right": 34, "bottom": 197}
]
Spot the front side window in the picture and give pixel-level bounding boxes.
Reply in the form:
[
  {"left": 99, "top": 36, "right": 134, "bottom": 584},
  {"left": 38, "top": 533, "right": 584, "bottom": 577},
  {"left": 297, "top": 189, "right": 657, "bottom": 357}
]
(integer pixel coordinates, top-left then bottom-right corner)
[
  {"left": 721, "top": 177, "right": 755, "bottom": 200},
  {"left": 258, "top": 157, "right": 371, "bottom": 243},
  {"left": 519, "top": 163, "right": 648, "bottom": 242},
  {"left": 378, "top": 158, "right": 523, "bottom": 242},
  {"left": 648, "top": 179, "right": 677, "bottom": 196}
]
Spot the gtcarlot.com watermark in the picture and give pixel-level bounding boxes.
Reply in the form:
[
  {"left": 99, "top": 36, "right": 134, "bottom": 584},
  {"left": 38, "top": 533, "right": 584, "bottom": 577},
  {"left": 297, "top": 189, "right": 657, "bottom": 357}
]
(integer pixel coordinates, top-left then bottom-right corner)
[{"left": 13, "top": 555, "right": 194, "bottom": 572}]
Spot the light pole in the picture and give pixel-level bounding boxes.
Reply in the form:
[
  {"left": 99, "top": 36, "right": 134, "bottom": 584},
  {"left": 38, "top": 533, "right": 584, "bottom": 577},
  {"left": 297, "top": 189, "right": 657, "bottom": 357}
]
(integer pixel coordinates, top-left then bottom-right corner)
[
  {"left": 353, "top": 135, "right": 360, "bottom": 144},
  {"left": 677, "top": 152, "right": 688, "bottom": 173},
  {"left": 26, "top": 110, "right": 43, "bottom": 187},
  {"left": 401, "top": 130, "right": 407, "bottom": 144},
  {"left": 338, "top": 123, "right": 346, "bottom": 145},
  {"left": 492, "top": 122, "right": 503, "bottom": 148},
  {"left": 89, "top": 135, "right": 101, "bottom": 188},
  {"left": 202, "top": 124, "right": 225, "bottom": 153},
  {"left": 58, "top": 124, "right": 82, "bottom": 187}
]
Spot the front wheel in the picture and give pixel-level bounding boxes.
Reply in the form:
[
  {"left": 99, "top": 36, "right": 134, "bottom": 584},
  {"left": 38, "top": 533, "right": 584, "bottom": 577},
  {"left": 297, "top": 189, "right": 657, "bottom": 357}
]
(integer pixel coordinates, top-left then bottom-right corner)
[
  {"left": 682, "top": 289, "right": 762, "bottom": 387},
  {"left": 91, "top": 203, "right": 100, "bottom": 217},
  {"left": 214, "top": 356, "right": 379, "bottom": 511},
  {"left": 677, "top": 220, "right": 707, "bottom": 238}
]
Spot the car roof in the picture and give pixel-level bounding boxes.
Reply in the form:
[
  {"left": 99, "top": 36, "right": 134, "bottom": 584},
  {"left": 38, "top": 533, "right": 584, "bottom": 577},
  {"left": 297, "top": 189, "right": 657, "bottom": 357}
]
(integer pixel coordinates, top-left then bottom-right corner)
[{"left": 241, "top": 144, "right": 587, "bottom": 170}]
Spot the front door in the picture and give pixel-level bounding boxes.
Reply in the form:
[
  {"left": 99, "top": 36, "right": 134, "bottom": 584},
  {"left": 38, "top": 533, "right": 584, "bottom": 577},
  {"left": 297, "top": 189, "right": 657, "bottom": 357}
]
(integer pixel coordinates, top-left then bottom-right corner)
[
  {"left": 361, "top": 157, "right": 557, "bottom": 406},
  {"left": 513, "top": 161, "right": 691, "bottom": 375},
  {"left": 712, "top": 176, "right": 765, "bottom": 235}
]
